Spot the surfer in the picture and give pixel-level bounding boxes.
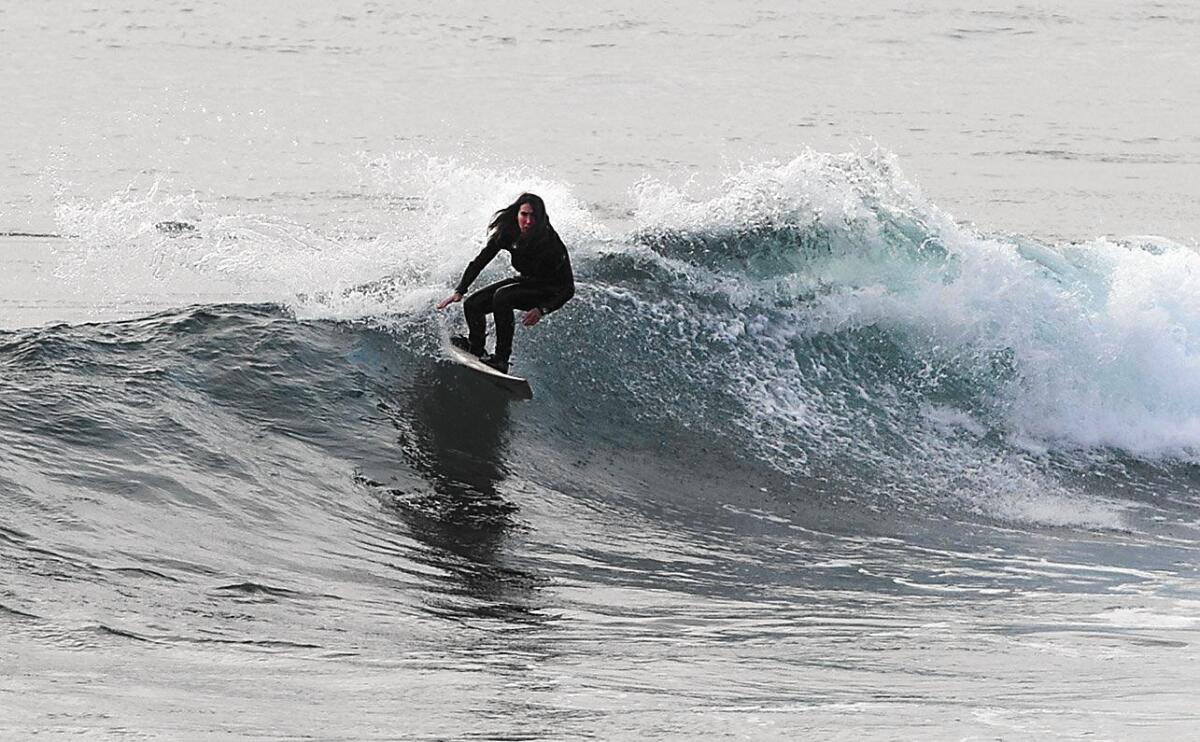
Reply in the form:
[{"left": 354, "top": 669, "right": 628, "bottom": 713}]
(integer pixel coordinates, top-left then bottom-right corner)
[{"left": 436, "top": 193, "right": 575, "bottom": 374}]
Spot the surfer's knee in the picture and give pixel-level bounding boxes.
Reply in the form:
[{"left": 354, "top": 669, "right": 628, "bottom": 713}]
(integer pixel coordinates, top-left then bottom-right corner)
[
  {"left": 463, "top": 290, "right": 488, "bottom": 315},
  {"left": 492, "top": 286, "right": 517, "bottom": 312}
]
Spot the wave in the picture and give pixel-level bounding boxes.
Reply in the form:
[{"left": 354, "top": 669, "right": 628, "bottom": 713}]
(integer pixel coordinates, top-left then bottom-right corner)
[{"left": 24, "top": 148, "right": 1200, "bottom": 532}]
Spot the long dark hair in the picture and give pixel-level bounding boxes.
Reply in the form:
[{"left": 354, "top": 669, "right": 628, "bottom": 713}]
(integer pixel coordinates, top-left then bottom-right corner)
[{"left": 488, "top": 192, "right": 551, "bottom": 246}]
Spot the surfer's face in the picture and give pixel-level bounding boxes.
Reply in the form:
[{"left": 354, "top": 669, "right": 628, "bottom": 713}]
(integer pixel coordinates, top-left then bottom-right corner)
[{"left": 517, "top": 203, "right": 535, "bottom": 234}]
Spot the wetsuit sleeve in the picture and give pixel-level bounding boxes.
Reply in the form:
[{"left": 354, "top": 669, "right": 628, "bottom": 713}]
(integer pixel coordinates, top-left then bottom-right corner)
[
  {"left": 540, "top": 250, "right": 575, "bottom": 315},
  {"left": 454, "top": 234, "right": 502, "bottom": 295}
]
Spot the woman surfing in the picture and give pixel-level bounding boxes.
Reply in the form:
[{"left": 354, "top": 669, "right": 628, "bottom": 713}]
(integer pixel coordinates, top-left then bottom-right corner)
[{"left": 436, "top": 193, "right": 575, "bottom": 374}]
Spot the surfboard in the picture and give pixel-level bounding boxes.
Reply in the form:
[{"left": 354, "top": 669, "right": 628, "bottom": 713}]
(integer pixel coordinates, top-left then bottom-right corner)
[{"left": 443, "top": 342, "right": 533, "bottom": 400}]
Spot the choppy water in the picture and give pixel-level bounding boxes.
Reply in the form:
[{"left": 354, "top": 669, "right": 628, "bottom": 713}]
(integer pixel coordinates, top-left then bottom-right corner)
[{"left": 4, "top": 2, "right": 1200, "bottom": 739}]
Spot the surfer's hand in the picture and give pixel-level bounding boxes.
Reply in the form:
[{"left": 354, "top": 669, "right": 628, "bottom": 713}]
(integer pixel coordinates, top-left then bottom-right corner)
[
  {"left": 436, "top": 293, "right": 462, "bottom": 310},
  {"left": 522, "top": 308, "right": 543, "bottom": 327}
]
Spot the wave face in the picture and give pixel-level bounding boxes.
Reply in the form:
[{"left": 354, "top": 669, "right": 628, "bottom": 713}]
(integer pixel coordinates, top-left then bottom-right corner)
[{"left": 24, "top": 150, "right": 1200, "bottom": 536}]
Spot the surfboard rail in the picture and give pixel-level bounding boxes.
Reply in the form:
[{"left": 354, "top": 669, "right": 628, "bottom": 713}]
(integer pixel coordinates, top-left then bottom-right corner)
[{"left": 443, "top": 342, "right": 534, "bottom": 399}]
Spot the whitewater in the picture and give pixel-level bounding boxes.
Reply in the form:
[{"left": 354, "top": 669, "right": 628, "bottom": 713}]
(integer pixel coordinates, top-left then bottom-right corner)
[{"left": 4, "top": 2, "right": 1200, "bottom": 739}]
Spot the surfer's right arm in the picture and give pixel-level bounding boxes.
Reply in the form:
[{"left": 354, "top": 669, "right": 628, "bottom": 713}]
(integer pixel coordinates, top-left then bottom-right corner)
[{"left": 436, "top": 235, "right": 503, "bottom": 309}]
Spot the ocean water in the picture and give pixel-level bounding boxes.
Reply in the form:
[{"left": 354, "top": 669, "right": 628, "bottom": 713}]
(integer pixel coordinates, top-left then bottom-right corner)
[{"left": 3, "top": 2, "right": 1200, "bottom": 739}]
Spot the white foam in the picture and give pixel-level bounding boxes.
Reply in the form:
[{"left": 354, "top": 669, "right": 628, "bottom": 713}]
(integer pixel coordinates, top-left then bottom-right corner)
[
  {"left": 629, "top": 148, "right": 1200, "bottom": 466},
  {"left": 51, "top": 173, "right": 397, "bottom": 313},
  {"left": 922, "top": 405, "right": 988, "bottom": 438},
  {"left": 1093, "top": 607, "right": 1200, "bottom": 630},
  {"left": 49, "top": 153, "right": 611, "bottom": 324}
]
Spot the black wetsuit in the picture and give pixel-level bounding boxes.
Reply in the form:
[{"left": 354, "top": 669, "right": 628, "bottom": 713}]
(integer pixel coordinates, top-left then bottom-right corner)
[{"left": 455, "top": 226, "right": 575, "bottom": 362}]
